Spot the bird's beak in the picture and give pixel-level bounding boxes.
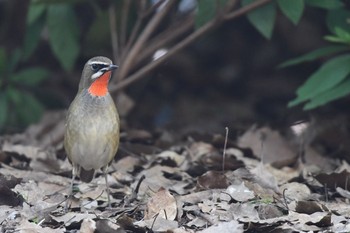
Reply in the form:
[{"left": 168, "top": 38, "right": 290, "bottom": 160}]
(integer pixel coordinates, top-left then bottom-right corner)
[{"left": 107, "top": 64, "right": 118, "bottom": 71}]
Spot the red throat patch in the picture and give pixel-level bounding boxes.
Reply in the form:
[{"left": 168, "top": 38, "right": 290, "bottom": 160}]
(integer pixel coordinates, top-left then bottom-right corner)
[{"left": 88, "top": 71, "right": 111, "bottom": 97}]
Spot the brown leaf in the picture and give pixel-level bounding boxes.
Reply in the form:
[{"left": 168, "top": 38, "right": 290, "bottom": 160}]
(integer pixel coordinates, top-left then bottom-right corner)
[
  {"left": 197, "top": 171, "right": 229, "bottom": 190},
  {"left": 198, "top": 220, "right": 243, "bottom": 233},
  {"left": 145, "top": 188, "right": 177, "bottom": 220},
  {"left": 257, "top": 204, "right": 284, "bottom": 219},
  {"left": 295, "top": 201, "right": 328, "bottom": 214},
  {"left": 80, "top": 219, "right": 96, "bottom": 233},
  {"left": 315, "top": 170, "right": 350, "bottom": 191},
  {"left": 238, "top": 126, "right": 297, "bottom": 167}
]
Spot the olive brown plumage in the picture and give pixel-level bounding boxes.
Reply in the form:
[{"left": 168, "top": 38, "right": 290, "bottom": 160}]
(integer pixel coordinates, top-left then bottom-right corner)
[{"left": 64, "top": 56, "right": 120, "bottom": 208}]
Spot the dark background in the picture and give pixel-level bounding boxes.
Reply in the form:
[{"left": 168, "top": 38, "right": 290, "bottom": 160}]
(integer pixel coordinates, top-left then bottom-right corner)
[{"left": 0, "top": 0, "right": 343, "bottom": 136}]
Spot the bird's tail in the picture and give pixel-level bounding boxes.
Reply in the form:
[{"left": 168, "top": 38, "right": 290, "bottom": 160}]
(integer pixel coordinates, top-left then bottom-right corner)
[{"left": 79, "top": 167, "right": 95, "bottom": 183}]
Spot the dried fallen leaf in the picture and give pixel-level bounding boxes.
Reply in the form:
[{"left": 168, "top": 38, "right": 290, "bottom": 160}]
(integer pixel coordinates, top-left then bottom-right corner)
[
  {"left": 250, "top": 163, "right": 279, "bottom": 193},
  {"left": 0, "top": 174, "right": 23, "bottom": 206},
  {"left": 238, "top": 126, "right": 297, "bottom": 167},
  {"left": 17, "top": 219, "right": 65, "bottom": 233},
  {"left": 157, "top": 150, "right": 185, "bottom": 166},
  {"left": 222, "top": 182, "right": 255, "bottom": 202},
  {"left": 315, "top": 170, "right": 350, "bottom": 191},
  {"left": 295, "top": 200, "right": 328, "bottom": 214},
  {"left": 136, "top": 218, "right": 178, "bottom": 232},
  {"left": 197, "top": 171, "right": 229, "bottom": 190},
  {"left": 50, "top": 212, "right": 96, "bottom": 227},
  {"left": 145, "top": 188, "right": 177, "bottom": 220},
  {"left": 279, "top": 182, "right": 311, "bottom": 202},
  {"left": 198, "top": 220, "right": 243, "bottom": 233},
  {"left": 80, "top": 218, "right": 96, "bottom": 233}
]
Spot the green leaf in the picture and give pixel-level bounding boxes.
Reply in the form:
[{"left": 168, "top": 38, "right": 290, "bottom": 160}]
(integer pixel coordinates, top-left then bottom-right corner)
[
  {"left": 324, "top": 27, "right": 350, "bottom": 44},
  {"left": 22, "top": 17, "right": 45, "bottom": 61},
  {"left": 47, "top": 4, "right": 80, "bottom": 71},
  {"left": 278, "top": 45, "right": 349, "bottom": 68},
  {"left": 277, "top": 0, "right": 304, "bottom": 25},
  {"left": 334, "top": 27, "right": 350, "bottom": 41},
  {"left": 289, "top": 54, "right": 350, "bottom": 107},
  {"left": 7, "top": 88, "right": 44, "bottom": 127},
  {"left": 0, "top": 93, "right": 8, "bottom": 129},
  {"left": 243, "top": 0, "right": 276, "bottom": 39},
  {"left": 196, "top": 0, "right": 215, "bottom": 29},
  {"left": 326, "top": 9, "right": 350, "bottom": 35},
  {"left": 7, "top": 86, "right": 22, "bottom": 109},
  {"left": 12, "top": 67, "right": 49, "bottom": 86},
  {"left": 8, "top": 48, "right": 22, "bottom": 73},
  {"left": 17, "top": 92, "right": 44, "bottom": 126},
  {"left": 27, "top": 4, "right": 46, "bottom": 25},
  {"left": 195, "top": 0, "right": 228, "bottom": 28},
  {"left": 84, "top": 12, "right": 111, "bottom": 55},
  {"left": 304, "top": 78, "right": 350, "bottom": 110},
  {"left": 306, "top": 0, "right": 343, "bottom": 9}
]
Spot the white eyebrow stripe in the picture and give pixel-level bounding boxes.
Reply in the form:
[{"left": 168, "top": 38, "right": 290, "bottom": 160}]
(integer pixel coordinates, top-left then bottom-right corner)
[{"left": 88, "top": 61, "right": 110, "bottom": 66}]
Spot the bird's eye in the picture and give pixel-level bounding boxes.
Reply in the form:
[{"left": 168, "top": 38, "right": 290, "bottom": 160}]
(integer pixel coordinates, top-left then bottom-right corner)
[{"left": 91, "top": 64, "right": 100, "bottom": 72}]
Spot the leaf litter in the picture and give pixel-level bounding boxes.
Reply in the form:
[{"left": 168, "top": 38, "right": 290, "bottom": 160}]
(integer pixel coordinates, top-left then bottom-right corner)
[{"left": 1, "top": 113, "right": 350, "bottom": 232}]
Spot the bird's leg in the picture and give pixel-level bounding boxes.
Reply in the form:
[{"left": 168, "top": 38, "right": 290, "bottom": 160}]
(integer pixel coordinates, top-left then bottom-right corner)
[
  {"left": 65, "top": 166, "right": 78, "bottom": 212},
  {"left": 103, "top": 166, "right": 112, "bottom": 208}
]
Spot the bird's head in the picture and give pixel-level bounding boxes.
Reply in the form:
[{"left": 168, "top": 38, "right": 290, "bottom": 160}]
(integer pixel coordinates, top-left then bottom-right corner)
[{"left": 79, "top": 56, "right": 118, "bottom": 97}]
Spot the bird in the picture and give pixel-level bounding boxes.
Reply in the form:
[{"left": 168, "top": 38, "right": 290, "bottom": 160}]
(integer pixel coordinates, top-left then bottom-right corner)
[{"left": 64, "top": 56, "right": 120, "bottom": 209}]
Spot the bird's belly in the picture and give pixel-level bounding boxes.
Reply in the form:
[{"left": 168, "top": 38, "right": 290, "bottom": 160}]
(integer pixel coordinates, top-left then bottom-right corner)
[
  {"left": 70, "top": 135, "right": 113, "bottom": 170},
  {"left": 66, "top": 116, "right": 119, "bottom": 170}
]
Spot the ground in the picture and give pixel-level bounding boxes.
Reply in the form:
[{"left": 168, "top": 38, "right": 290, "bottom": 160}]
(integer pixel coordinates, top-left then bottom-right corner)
[{"left": 1, "top": 110, "right": 350, "bottom": 233}]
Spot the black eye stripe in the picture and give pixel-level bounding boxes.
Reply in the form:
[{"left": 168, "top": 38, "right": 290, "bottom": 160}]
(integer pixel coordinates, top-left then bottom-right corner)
[{"left": 91, "top": 63, "right": 108, "bottom": 72}]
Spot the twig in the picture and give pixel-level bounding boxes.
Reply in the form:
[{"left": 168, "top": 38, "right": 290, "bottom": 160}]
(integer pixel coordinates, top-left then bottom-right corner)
[
  {"left": 120, "top": 0, "right": 132, "bottom": 50},
  {"left": 109, "top": 4, "right": 119, "bottom": 64},
  {"left": 118, "top": 0, "right": 147, "bottom": 69},
  {"left": 110, "top": 17, "right": 217, "bottom": 92},
  {"left": 110, "top": 0, "right": 273, "bottom": 92},
  {"left": 282, "top": 188, "right": 289, "bottom": 211},
  {"left": 259, "top": 131, "right": 266, "bottom": 163},
  {"left": 81, "top": 189, "right": 105, "bottom": 208},
  {"left": 123, "top": 175, "right": 146, "bottom": 206},
  {"left": 144, "top": 0, "right": 167, "bottom": 16},
  {"left": 151, "top": 213, "right": 160, "bottom": 230},
  {"left": 224, "top": 0, "right": 273, "bottom": 21},
  {"left": 192, "top": 210, "right": 215, "bottom": 225},
  {"left": 134, "top": 174, "right": 146, "bottom": 196},
  {"left": 130, "top": 16, "right": 194, "bottom": 70},
  {"left": 222, "top": 127, "right": 229, "bottom": 172},
  {"left": 225, "top": 0, "right": 240, "bottom": 12},
  {"left": 117, "top": 0, "right": 177, "bottom": 82}
]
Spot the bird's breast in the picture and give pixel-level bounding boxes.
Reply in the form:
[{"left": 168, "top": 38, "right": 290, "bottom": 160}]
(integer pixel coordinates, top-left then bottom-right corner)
[{"left": 64, "top": 90, "right": 120, "bottom": 170}]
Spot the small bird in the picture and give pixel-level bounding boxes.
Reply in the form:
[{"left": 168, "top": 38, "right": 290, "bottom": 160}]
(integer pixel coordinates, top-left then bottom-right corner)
[{"left": 64, "top": 56, "right": 120, "bottom": 208}]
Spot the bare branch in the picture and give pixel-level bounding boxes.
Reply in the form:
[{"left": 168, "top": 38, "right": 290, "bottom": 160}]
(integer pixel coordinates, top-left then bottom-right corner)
[
  {"left": 116, "top": 0, "right": 177, "bottom": 82},
  {"left": 110, "top": 0, "right": 274, "bottom": 92},
  {"left": 120, "top": 0, "right": 132, "bottom": 50},
  {"left": 110, "top": 18, "right": 216, "bottom": 92},
  {"left": 130, "top": 16, "right": 193, "bottom": 71},
  {"left": 108, "top": 4, "right": 119, "bottom": 64}
]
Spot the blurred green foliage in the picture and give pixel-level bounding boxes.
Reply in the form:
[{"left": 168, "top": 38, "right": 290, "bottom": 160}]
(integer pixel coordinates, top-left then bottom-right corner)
[
  {"left": 0, "top": 0, "right": 82, "bottom": 132},
  {"left": 196, "top": 0, "right": 350, "bottom": 110},
  {"left": 1, "top": 0, "right": 350, "bottom": 133},
  {"left": 279, "top": 1, "right": 350, "bottom": 110},
  {"left": 0, "top": 46, "right": 48, "bottom": 131},
  {"left": 26, "top": 3, "right": 80, "bottom": 71},
  {"left": 195, "top": 0, "right": 228, "bottom": 28}
]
